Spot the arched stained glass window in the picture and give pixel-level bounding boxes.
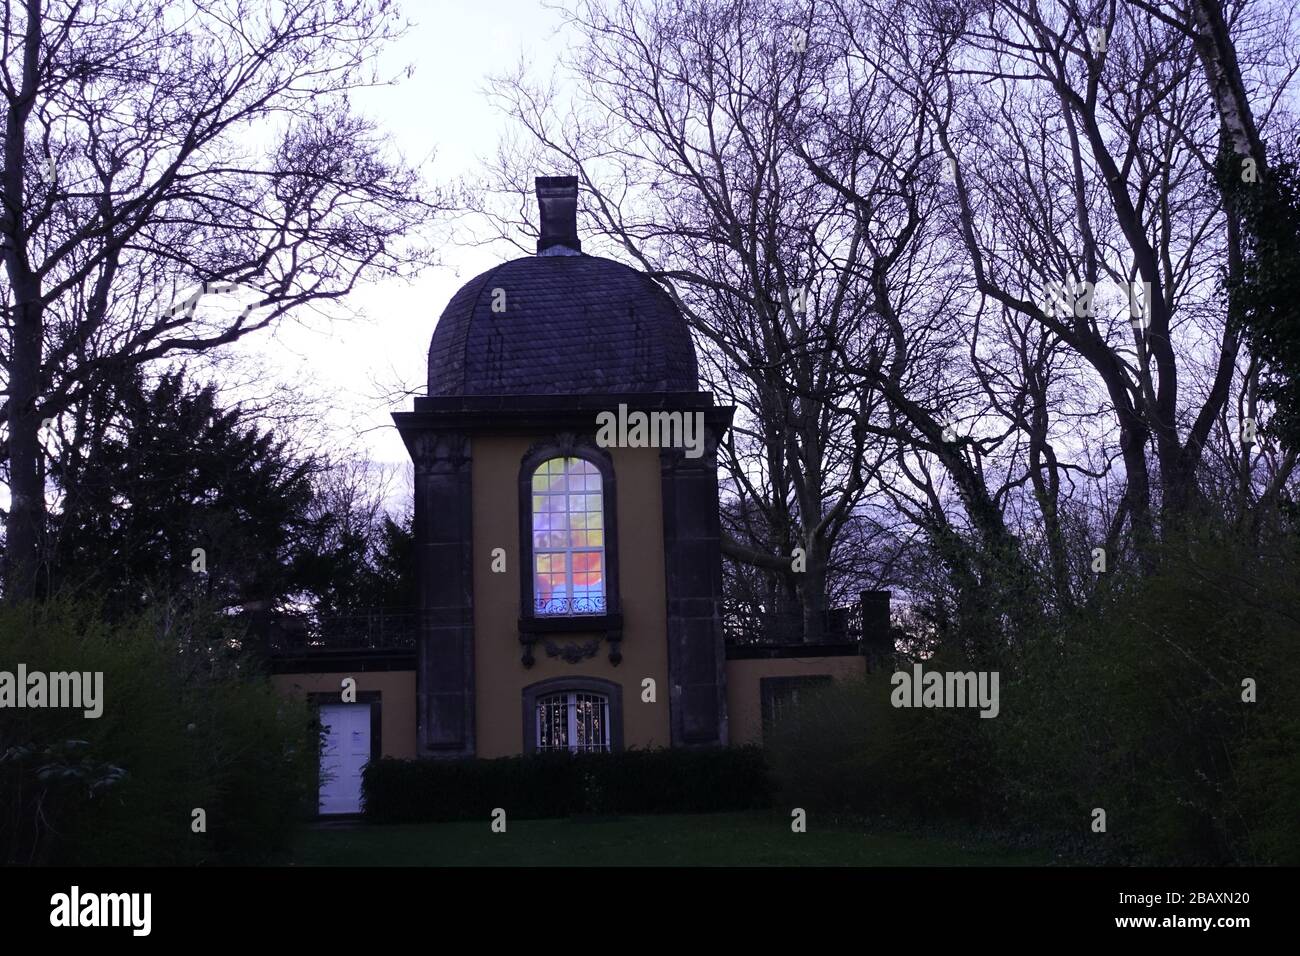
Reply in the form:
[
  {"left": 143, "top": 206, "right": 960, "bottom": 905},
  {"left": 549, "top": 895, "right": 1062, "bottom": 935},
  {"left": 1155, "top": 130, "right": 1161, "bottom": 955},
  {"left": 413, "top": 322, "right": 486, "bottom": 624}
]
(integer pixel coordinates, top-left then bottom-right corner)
[{"left": 530, "top": 456, "right": 606, "bottom": 615}]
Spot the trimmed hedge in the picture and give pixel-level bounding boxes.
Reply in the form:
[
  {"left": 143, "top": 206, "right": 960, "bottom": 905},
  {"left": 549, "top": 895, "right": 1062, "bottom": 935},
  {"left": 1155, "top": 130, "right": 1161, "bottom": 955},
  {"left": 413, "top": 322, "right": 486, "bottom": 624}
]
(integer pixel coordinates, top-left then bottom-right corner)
[{"left": 361, "top": 745, "right": 773, "bottom": 823}]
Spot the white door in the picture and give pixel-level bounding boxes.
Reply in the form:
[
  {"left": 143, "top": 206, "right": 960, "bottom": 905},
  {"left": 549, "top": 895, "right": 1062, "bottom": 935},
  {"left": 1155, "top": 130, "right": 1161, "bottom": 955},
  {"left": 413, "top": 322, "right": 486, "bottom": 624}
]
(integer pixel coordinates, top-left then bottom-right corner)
[{"left": 319, "top": 703, "right": 371, "bottom": 815}]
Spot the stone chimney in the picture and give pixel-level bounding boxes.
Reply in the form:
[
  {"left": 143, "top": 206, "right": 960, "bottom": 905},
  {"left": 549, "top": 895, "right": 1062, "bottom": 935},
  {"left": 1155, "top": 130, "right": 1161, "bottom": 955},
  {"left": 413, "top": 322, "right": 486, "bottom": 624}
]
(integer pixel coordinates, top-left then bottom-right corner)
[{"left": 536, "top": 175, "right": 582, "bottom": 255}]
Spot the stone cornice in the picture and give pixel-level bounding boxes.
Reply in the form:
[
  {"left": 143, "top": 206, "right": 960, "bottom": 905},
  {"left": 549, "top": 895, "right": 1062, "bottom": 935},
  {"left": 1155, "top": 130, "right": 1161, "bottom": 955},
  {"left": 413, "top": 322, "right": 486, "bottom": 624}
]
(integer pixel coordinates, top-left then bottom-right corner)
[{"left": 393, "top": 391, "right": 735, "bottom": 439}]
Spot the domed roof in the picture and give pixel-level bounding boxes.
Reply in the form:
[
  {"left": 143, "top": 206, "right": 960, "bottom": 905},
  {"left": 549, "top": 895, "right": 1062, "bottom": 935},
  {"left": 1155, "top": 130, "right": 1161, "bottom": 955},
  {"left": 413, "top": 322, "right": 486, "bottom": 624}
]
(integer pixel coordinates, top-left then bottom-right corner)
[
  {"left": 427, "top": 253, "right": 699, "bottom": 397},
  {"left": 427, "top": 176, "right": 698, "bottom": 397}
]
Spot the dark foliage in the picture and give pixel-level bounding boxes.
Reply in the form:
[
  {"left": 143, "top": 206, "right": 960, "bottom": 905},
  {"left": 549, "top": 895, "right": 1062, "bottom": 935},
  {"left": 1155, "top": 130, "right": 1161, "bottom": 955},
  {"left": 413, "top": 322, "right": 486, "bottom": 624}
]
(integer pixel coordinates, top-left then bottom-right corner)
[
  {"left": 47, "top": 370, "right": 318, "bottom": 617},
  {"left": 1219, "top": 147, "right": 1300, "bottom": 450},
  {"left": 298, "top": 513, "right": 416, "bottom": 617},
  {"left": 0, "top": 601, "right": 317, "bottom": 865},
  {"left": 44, "top": 370, "right": 415, "bottom": 636},
  {"left": 767, "top": 521, "right": 1300, "bottom": 864}
]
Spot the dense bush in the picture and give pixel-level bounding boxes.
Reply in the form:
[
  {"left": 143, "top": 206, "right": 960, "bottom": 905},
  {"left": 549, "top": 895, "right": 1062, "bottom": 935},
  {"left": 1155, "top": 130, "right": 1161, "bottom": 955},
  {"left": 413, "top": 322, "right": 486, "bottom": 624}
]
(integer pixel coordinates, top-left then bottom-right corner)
[
  {"left": 997, "top": 529, "right": 1300, "bottom": 864},
  {"left": 0, "top": 601, "right": 317, "bottom": 865},
  {"left": 362, "top": 745, "right": 772, "bottom": 823},
  {"left": 764, "top": 668, "right": 994, "bottom": 824},
  {"left": 766, "top": 526, "right": 1300, "bottom": 864}
]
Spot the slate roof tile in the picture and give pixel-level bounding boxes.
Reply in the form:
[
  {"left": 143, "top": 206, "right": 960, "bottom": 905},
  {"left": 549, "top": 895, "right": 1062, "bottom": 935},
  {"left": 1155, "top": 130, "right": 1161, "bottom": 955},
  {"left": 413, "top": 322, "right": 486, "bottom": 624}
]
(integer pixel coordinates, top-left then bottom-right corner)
[{"left": 427, "top": 254, "right": 699, "bottom": 396}]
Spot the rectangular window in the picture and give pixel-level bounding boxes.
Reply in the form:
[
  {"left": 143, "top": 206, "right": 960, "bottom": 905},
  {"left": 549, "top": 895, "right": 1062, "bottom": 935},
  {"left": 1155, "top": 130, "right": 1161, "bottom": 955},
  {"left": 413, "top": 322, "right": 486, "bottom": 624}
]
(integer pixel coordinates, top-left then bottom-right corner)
[{"left": 760, "top": 676, "right": 832, "bottom": 739}]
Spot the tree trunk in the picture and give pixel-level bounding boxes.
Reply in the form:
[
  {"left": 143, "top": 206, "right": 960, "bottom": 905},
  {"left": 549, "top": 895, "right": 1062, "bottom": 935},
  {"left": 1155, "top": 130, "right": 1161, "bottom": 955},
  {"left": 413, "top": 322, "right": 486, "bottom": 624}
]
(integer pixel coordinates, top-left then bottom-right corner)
[
  {"left": 5, "top": 296, "right": 44, "bottom": 602},
  {"left": 1188, "top": 0, "right": 1267, "bottom": 168},
  {"left": 3, "top": 0, "right": 44, "bottom": 601},
  {"left": 796, "top": 534, "right": 828, "bottom": 643}
]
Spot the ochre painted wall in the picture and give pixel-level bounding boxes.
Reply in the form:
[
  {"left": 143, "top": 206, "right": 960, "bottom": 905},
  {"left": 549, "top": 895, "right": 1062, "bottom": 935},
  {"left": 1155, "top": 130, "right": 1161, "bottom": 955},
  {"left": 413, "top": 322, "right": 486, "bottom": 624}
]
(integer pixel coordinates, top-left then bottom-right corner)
[
  {"left": 472, "top": 436, "right": 672, "bottom": 758},
  {"left": 726, "top": 656, "right": 866, "bottom": 746},
  {"left": 272, "top": 671, "right": 418, "bottom": 759}
]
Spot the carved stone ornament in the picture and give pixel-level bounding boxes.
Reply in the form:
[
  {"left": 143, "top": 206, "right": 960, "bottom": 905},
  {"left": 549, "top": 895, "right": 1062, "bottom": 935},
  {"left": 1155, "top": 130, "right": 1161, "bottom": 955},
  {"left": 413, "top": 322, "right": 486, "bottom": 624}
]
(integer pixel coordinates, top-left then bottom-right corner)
[{"left": 543, "top": 638, "right": 602, "bottom": 664}]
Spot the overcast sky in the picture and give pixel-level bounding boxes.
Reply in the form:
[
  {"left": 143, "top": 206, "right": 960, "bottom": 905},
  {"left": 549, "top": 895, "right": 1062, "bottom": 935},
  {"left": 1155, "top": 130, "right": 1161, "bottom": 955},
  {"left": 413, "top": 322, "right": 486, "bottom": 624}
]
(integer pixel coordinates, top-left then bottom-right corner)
[{"left": 222, "top": 0, "right": 571, "bottom": 490}]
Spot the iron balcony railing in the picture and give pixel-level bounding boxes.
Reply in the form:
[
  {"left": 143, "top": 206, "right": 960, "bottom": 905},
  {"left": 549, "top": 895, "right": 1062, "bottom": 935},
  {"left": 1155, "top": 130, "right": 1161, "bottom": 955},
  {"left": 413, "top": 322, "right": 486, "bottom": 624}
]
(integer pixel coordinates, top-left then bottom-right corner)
[
  {"left": 263, "top": 608, "right": 419, "bottom": 654},
  {"left": 533, "top": 596, "right": 608, "bottom": 616},
  {"left": 720, "top": 601, "right": 863, "bottom": 646},
  {"left": 263, "top": 599, "right": 865, "bottom": 655}
]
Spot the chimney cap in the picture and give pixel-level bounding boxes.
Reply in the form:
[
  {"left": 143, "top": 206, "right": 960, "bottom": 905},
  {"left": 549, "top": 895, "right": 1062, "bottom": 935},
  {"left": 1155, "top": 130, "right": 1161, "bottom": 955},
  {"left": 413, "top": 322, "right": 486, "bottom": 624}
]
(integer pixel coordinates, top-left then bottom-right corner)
[
  {"left": 536, "top": 174, "right": 579, "bottom": 189},
  {"left": 535, "top": 175, "right": 582, "bottom": 255}
]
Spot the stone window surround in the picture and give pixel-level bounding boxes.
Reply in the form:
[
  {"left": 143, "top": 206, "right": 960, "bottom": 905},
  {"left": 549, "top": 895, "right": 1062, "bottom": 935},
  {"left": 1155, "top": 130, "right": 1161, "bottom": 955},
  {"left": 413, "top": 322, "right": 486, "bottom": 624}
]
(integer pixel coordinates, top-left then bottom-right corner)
[{"left": 517, "top": 435, "right": 623, "bottom": 667}]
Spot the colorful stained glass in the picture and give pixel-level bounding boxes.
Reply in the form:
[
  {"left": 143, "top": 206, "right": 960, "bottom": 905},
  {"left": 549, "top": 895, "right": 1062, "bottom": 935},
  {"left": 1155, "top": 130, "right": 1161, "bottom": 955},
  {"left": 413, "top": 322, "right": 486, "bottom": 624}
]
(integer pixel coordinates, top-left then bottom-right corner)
[{"left": 531, "top": 456, "right": 606, "bottom": 615}]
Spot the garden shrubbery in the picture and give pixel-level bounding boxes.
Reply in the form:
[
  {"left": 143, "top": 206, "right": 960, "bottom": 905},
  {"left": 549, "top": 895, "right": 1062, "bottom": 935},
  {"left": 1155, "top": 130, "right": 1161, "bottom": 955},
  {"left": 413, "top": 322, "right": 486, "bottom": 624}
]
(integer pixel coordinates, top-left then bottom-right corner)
[
  {"left": 764, "top": 667, "right": 994, "bottom": 825},
  {"left": 363, "top": 745, "right": 772, "bottom": 823},
  {"left": 766, "top": 527, "right": 1300, "bottom": 864},
  {"left": 0, "top": 600, "right": 317, "bottom": 865},
  {"left": 997, "top": 529, "right": 1300, "bottom": 864}
]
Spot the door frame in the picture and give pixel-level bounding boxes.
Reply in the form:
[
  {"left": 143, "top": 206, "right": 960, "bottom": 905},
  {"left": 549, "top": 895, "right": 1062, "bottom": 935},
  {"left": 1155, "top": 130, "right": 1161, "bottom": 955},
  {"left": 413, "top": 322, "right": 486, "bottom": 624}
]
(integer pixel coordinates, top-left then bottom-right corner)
[{"left": 309, "top": 690, "right": 383, "bottom": 816}]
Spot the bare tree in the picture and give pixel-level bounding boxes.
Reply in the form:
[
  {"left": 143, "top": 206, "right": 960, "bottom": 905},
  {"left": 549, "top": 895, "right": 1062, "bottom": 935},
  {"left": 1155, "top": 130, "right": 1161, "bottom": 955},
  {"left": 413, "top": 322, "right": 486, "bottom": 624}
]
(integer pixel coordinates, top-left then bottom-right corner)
[
  {"left": 481, "top": 0, "right": 1300, "bottom": 650},
  {"left": 482, "top": 0, "right": 894, "bottom": 640},
  {"left": 0, "top": 0, "right": 441, "bottom": 599}
]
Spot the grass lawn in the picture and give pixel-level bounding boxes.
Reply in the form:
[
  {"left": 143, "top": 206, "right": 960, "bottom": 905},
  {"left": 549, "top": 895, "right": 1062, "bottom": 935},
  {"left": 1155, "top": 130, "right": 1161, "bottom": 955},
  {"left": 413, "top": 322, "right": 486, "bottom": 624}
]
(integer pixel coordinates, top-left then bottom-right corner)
[{"left": 288, "top": 811, "right": 1053, "bottom": 866}]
